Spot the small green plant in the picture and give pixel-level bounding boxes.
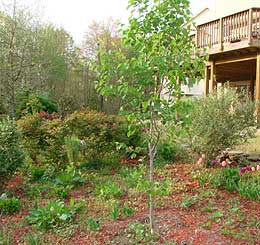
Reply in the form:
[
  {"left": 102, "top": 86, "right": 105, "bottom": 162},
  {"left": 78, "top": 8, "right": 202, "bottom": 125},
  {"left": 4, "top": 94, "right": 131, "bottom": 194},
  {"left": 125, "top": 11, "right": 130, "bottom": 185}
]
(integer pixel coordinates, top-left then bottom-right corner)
[
  {"left": 238, "top": 173, "right": 260, "bottom": 201},
  {"left": 192, "top": 169, "right": 212, "bottom": 188},
  {"left": 26, "top": 232, "right": 43, "bottom": 245},
  {"left": 0, "top": 194, "right": 21, "bottom": 215},
  {"left": 87, "top": 217, "right": 100, "bottom": 231},
  {"left": 55, "top": 167, "right": 84, "bottom": 188},
  {"left": 157, "top": 141, "right": 179, "bottom": 162},
  {"left": 208, "top": 211, "right": 225, "bottom": 222},
  {"left": 29, "top": 166, "right": 45, "bottom": 182},
  {"left": 210, "top": 167, "right": 240, "bottom": 192},
  {"left": 180, "top": 195, "right": 199, "bottom": 209},
  {"left": 27, "top": 199, "right": 83, "bottom": 230},
  {"left": 110, "top": 201, "right": 120, "bottom": 220},
  {"left": 122, "top": 203, "right": 135, "bottom": 218},
  {"left": 153, "top": 178, "right": 173, "bottom": 196},
  {"left": 64, "top": 135, "right": 83, "bottom": 164},
  {"left": 120, "top": 164, "right": 147, "bottom": 189},
  {"left": 52, "top": 185, "right": 71, "bottom": 199},
  {"left": 127, "top": 222, "right": 153, "bottom": 243},
  {"left": 95, "top": 181, "right": 124, "bottom": 200}
]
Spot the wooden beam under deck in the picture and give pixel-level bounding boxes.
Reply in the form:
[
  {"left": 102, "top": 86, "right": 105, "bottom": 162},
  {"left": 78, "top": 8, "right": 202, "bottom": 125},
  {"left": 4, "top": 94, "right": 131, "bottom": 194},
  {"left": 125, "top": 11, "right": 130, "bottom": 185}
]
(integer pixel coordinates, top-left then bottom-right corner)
[{"left": 215, "top": 53, "right": 257, "bottom": 65}]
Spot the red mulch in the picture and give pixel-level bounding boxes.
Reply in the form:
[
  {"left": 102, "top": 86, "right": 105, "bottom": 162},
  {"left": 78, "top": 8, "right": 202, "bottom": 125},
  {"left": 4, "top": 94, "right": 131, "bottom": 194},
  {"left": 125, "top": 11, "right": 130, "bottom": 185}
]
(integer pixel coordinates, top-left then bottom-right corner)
[{"left": 1, "top": 163, "right": 260, "bottom": 244}]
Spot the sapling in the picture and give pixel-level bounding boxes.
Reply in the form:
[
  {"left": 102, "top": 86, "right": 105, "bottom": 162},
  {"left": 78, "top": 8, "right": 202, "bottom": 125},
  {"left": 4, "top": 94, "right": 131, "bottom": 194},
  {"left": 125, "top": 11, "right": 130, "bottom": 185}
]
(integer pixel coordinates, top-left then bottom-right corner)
[{"left": 96, "top": 0, "right": 204, "bottom": 234}]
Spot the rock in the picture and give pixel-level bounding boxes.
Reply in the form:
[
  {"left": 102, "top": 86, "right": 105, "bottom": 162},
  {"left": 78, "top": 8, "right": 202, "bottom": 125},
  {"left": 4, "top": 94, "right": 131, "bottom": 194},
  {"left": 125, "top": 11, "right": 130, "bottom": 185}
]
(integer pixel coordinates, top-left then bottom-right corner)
[{"left": 247, "top": 155, "right": 260, "bottom": 162}]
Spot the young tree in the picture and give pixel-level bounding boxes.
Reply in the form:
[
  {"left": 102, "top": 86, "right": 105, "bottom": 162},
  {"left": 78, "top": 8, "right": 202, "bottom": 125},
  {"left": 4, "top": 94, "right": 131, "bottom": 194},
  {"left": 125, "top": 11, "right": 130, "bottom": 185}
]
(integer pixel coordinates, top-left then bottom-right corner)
[{"left": 97, "top": 0, "right": 205, "bottom": 234}]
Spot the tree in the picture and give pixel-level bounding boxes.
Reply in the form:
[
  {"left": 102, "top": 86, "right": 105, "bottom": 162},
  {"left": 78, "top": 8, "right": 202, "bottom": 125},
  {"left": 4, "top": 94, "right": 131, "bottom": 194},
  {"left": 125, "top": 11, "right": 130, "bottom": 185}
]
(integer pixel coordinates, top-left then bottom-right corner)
[
  {"left": 81, "top": 18, "right": 127, "bottom": 113},
  {"left": 0, "top": 1, "right": 79, "bottom": 117},
  {"left": 97, "top": 0, "right": 205, "bottom": 234},
  {"left": 0, "top": 0, "right": 41, "bottom": 117}
]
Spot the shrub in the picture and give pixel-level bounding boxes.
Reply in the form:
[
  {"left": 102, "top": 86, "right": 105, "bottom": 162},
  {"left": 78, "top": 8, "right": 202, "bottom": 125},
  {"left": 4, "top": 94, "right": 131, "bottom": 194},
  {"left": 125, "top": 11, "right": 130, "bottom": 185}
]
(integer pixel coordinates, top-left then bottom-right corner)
[
  {"left": 87, "top": 217, "right": 100, "bottom": 231},
  {"left": 16, "top": 90, "right": 58, "bottom": 119},
  {"left": 0, "top": 118, "right": 25, "bottom": 190},
  {"left": 63, "top": 110, "right": 141, "bottom": 166},
  {"left": 55, "top": 169, "right": 84, "bottom": 188},
  {"left": 0, "top": 194, "right": 21, "bottom": 215},
  {"left": 187, "top": 89, "right": 256, "bottom": 163},
  {"left": 17, "top": 113, "right": 65, "bottom": 167},
  {"left": 27, "top": 199, "right": 83, "bottom": 230},
  {"left": 157, "top": 141, "right": 180, "bottom": 162},
  {"left": 29, "top": 166, "right": 46, "bottom": 182},
  {"left": 18, "top": 109, "right": 142, "bottom": 169}
]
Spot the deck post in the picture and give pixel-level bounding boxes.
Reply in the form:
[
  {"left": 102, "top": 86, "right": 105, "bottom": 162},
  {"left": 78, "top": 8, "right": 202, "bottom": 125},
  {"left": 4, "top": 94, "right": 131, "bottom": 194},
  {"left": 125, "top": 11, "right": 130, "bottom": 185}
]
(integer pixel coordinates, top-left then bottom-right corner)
[
  {"left": 250, "top": 76, "right": 255, "bottom": 100},
  {"left": 209, "top": 61, "right": 216, "bottom": 93},
  {"left": 204, "top": 66, "right": 210, "bottom": 95},
  {"left": 255, "top": 52, "right": 260, "bottom": 118},
  {"left": 248, "top": 8, "right": 253, "bottom": 44},
  {"left": 219, "top": 18, "right": 223, "bottom": 51}
]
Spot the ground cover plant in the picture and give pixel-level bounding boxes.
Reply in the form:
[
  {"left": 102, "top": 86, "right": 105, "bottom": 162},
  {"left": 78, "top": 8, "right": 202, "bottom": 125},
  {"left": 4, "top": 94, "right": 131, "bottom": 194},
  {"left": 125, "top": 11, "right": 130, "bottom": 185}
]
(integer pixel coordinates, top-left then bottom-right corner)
[{"left": 1, "top": 161, "right": 260, "bottom": 244}]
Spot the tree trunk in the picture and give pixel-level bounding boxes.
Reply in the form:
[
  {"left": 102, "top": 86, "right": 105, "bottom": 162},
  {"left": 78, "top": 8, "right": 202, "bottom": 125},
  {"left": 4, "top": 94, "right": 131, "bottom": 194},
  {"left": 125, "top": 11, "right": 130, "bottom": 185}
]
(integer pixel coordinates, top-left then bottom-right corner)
[{"left": 149, "top": 143, "right": 155, "bottom": 235}]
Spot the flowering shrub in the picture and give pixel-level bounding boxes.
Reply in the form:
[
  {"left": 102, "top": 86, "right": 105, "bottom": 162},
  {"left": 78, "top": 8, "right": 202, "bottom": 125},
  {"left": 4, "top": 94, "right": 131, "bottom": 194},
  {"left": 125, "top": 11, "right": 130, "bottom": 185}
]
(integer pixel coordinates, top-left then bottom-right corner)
[{"left": 187, "top": 89, "right": 256, "bottom": 164}]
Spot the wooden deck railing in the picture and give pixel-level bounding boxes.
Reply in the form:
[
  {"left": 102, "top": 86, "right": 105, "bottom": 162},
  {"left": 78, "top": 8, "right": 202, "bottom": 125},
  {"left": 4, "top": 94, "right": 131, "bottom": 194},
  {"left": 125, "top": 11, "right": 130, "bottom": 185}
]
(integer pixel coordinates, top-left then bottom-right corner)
[{"left": 196, "top": 8, "right": 260, "bottom": 51}]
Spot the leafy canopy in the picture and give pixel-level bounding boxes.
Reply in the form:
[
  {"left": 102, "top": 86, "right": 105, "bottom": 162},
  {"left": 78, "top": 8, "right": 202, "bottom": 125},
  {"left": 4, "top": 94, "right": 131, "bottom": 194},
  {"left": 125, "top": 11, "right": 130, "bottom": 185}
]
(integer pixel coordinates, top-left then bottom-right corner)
[{"left": 97, "top": 0, "right": 204, "bottom": 139}]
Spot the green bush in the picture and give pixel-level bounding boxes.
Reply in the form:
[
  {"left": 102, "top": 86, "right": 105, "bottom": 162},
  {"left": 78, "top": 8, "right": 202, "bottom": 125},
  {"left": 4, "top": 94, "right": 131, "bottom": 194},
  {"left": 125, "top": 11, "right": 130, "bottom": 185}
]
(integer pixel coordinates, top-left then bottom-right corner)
[
  {"left": 16, "top": 90, "right": 58, "bottom": 119},
  {"left": 187, "top": 89, "right": 256, "bottom": 162},
  {"left": 0, "top": 118, "right": 25, "bottom": 190},
  {"left": 17, "top": 113, "right": 65, "bottom": 167},
  {"left": 27, "top": 199, "right": 83, "bottom": 230},
  {"left": 29, "top": 166, "right": 46, "bottom": 182},
  {"left": 55, "top": 169, "right": 84, "bottom": 188},
  {"left": 157, "top": 141, "right": 180, "bottom": 162},
  {"left": 18, "top": 109, "right": 142, "bottom": 170},
  {"left": 63, "top": 110, "right": 141, "bottom": 166},
  {"left": 0, "top": 194, "right": 21, "bottom": 215}
]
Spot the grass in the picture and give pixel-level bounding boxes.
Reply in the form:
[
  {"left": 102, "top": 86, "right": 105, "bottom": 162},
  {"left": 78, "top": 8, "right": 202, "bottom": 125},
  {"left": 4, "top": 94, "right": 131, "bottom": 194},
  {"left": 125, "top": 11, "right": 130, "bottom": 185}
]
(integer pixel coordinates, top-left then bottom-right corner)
[{"left": 235, "top": 129, "right": 260, "bottom": 154}]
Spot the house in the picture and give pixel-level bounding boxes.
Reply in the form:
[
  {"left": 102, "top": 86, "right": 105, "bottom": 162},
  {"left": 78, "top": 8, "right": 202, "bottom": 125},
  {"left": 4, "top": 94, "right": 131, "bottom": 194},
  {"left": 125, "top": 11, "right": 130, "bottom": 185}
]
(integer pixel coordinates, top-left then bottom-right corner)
[{"left": 185, "top": 0, "right": 260, "bottom": 101}]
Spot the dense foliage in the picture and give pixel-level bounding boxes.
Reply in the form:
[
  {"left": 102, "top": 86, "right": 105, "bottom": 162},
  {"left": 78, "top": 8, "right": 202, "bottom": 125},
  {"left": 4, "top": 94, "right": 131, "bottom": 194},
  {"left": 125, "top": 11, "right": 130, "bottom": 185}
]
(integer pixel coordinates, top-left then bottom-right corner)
[
  {"left": 187, "top": 89, "right": 256, "bottom": 162},
  {"left": 17, "top": 109, "right": 142, "bottom": 169},
  {"left": 0, "top": 118, "right": 24, "bottom": 190}
]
